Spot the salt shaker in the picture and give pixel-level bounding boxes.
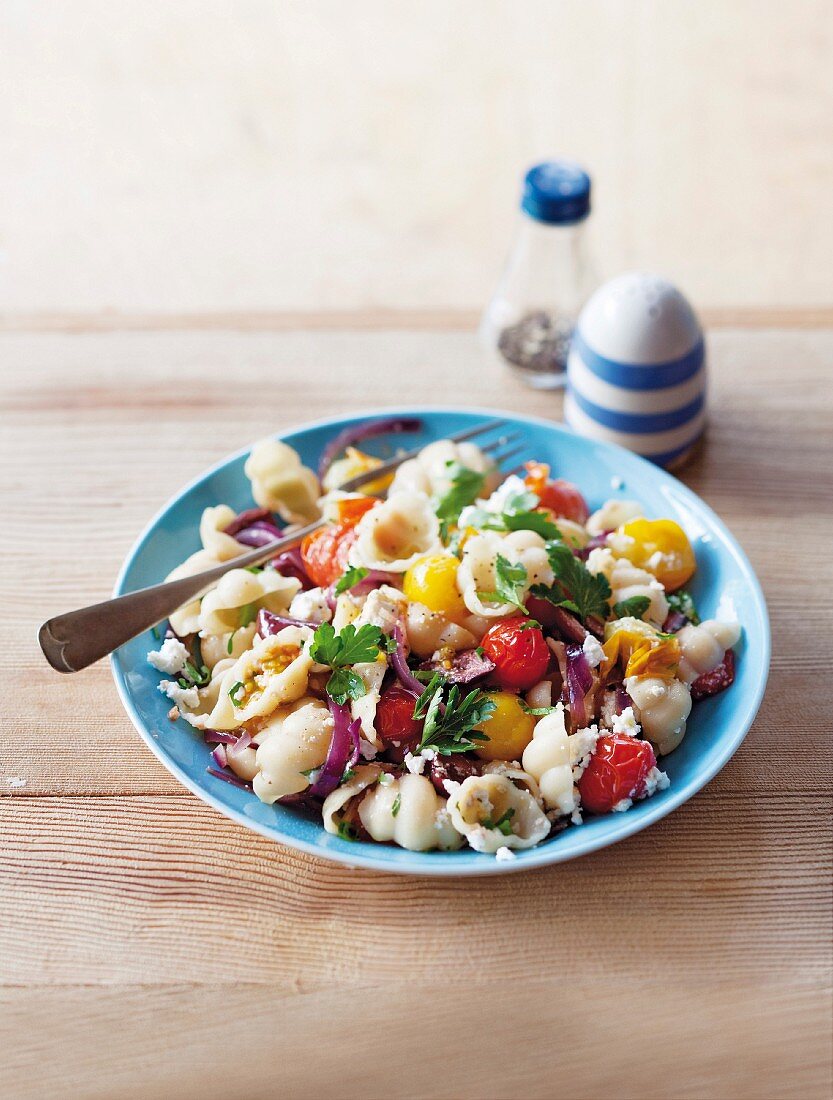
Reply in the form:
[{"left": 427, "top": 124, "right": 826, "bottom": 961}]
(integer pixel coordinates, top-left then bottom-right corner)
[
  {"left": 480, "top": 160, "right": 598, "bottom": 389},
  {"left": 565, "top": 273, "right": 706, "bottom": 468}
]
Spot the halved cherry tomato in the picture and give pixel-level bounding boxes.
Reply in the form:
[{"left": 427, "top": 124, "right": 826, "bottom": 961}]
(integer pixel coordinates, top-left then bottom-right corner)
[
  {"left": 473, "top": 691, "right": 536, "bottom": 761},
  {"left": 578, "top": 733, "right": 656, "bottom": 814},
  {"left": 524, "top": 461, "right": 589, "bottom": 525},
  {"left": 615, "top": 518, "right": 695, "bottom": 592},
  {"left": 481, "top": 617, "right": 550, "bottom": 691},
  {"left": 300, "top": 497, "right": 379, "bottom": 588},
  {"left": 375, "top": 684, "right": 423, "bottom": 747}
]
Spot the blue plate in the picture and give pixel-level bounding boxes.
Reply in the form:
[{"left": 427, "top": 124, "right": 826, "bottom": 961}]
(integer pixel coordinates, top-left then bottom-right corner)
[{"left": 112, "top": 408, "right": 770, "bottom": 876}]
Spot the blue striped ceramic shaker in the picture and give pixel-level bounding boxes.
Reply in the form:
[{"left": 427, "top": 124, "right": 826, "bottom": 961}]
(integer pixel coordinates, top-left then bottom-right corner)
[{"left": 564, "top": 273, "right": 705, "bottom": 468}]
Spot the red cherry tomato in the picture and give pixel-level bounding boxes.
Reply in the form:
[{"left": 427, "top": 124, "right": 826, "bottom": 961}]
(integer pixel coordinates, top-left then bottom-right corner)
[
  {"left": 524, "top": 461, "right": 589, "bottom": 525},
  {"left": 481, "top": 617, "right": 550, "bottom": 691},
  {"left": 375, "top": 684, "right": 424, "bottom": 747},
  {"left": 300, "top": 497, "right": 378, "bottom": 588},
  {"left": 578, "top": 733, "right": 657, "bottom": 814}
]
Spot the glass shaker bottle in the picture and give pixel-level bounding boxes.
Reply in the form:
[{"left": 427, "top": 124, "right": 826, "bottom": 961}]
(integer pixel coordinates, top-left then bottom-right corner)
[{"left": 480, "top": 160, "right": 597, "bottom": 389}]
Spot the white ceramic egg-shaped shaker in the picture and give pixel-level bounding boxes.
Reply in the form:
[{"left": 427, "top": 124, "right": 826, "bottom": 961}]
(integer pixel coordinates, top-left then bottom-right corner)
[{"left": 564, "top": 273, "right": 706, "bottom": 468}]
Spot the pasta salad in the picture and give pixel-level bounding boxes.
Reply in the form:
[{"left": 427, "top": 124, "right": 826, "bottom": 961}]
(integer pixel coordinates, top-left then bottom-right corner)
[{"left": 147, "top": 422, "right": 740, "bottom": 859}]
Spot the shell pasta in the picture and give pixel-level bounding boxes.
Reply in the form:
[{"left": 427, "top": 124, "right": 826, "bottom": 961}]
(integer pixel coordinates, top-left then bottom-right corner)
[{"left": 147, "top": 422, "right": 741, "bottom": 859}]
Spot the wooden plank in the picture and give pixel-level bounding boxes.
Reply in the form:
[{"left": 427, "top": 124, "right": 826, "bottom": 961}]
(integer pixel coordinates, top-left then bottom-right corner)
[
  {"left": 1, "top": 980, "right": 830, "bottom": 1100},
  {"left": 1, "top": 792, "right": 830, "bottom": 988}
]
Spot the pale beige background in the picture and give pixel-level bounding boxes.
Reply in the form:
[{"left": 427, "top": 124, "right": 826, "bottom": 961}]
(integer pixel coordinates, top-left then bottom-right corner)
[{"left": 2, "top": 0, "right": 832, "bottom": 317}]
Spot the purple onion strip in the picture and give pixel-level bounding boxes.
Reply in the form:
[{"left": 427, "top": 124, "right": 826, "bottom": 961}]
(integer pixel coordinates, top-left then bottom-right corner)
[
  {"left": 317, "top": 416, "right": 423, "bottom": 480},
  {"left": 551, "top": 606, "right": 588, "bottom": 644},
  {"left": 307, "top": 700, "right": 362, "bottom": 798},
  {"left": 206, "top": 767, "right": 251, "bottom": 790},
  {"left": 271, "top": 546, "right": 313, "bottom": 590},
  {"left": 389, "top": 624, "right": 426, "bottom": 698},
  {"left": 257, "top": 609, "right": 317, "bottom": 636},
  {"left": 224, "top": 507, "right": 276, "bottom": 537},
  {"left": 210, "top": 744, "right": 228, "bottom": 769},
  {"left": 204, "top": 730, "right": 238, "bottom": 745},
  {"left": 566, "top": 643, "right": 593, "bottom": 728}
]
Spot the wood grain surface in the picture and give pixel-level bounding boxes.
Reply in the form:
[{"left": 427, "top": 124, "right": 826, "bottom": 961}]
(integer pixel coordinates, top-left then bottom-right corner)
[{"left": 1, "top": 319, "right": 831, "bottom": 1100}]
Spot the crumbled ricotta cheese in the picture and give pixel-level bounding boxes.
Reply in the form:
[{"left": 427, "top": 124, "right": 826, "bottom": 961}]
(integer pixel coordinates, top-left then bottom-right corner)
[
  {"left": 611, "top": 706, "right": 640, "bottom": 738},
  {"left": 642, "top": 766, "right": 671, "bottom": 797},
  {"left": 158, "top": 680, "right": 200, "bottom": 709},
  {"left": 495, "top": 845, "right": 517, "bottom": 862},
  {"left": 378, "top": 772, "right": 394, "bottom": 787},
  {"left": 434, "top": 807, "right": 452, "bottom": 831},
  {"left": 611, "top": 798, "right": 633, "bottom": 812},
  {"left": 582, "top": 634, "right": 605, "bottom": 668},
  {"left": 147, "top": 637, "right": 190, "bottom": 675},
  {"left": 289, "top": 587, "right": 333, "bottom": 624},
  {"left": 646, "top": 550, "right": 665, "bottom": 571},
  {"left": 570, "top": 725, "right": 601, "bottom": 779},
  {"left": 359, "top": 738, "right": 378, "bottom": 761},
  {"left": 466, "top": 825, "right": 491, "bottom": 852},
  {"left": 442, "top": 778, "right": 460, "bottom": 797},
  {"left": 570, "top": 807, "right": 583, "bottom": 825}
]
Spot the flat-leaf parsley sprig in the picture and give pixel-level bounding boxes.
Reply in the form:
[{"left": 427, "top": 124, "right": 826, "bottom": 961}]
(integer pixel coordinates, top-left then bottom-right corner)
[
  {"left": 530, "top": 541, "right": 612, "bottom": 624},
  {"left": 413, "top": 673, "right": 495, "bottom": 756},
  {"left": 465, "top": 490, "right": 562, "bottom": 542},
  {"left": 309, "top": 621, "right": 391, "bottom": 705},
  {"left": 477, "top": 554, "right": 529, "bottom": 614},
  {"left": 433, "top": 463, "right": 487, "bottom": 538}
]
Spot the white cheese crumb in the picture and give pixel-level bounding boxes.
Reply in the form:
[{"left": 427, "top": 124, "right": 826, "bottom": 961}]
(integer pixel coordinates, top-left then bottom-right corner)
[
  {"left": 570, "top": 725, "right": 600, "bottom": 780},
  {"left": 442, "top": 778, "right": 461, "bottom": 797},
  {"left": 147, "top": 637, "right": 190, "bottom": 675},
  {"left": 642, "top": 766, "right": 671, "bottom": 797},
  {"left": 358, "top": 738, "right": 378, "bottom": 761},
  {"left": 158, "top": 680, "right": 199, "bottom": 709},
  {"left": 7, "top": 776, "right": 26, "bottom": 789},
  {"left": 610, "top": 475, "right": 624, "bottom": 490},
  {"left": 582, "top": 634, "right": 605, "bottom": 668},
  {"left": 611, "top": 798, "right": 633, "bottom": 812},
  {"left": 378, "top": 772, "right": 394, "bottom": 787},
  {"left": 434, "top": 807, "right": 452, "bottom": 831},
  {"left": 495, "top": 845, "right": 517, "bottom": 862},
  {"left": 404, "top": 749, "right": 435, "bottom": 775},
  {"left": 289, "top": 587, "right": 333, "bottom": 624},
  {"left": 715, "top": 592, "right": 739, "bottom": 623},
  {"left": 611, "top": 706, "right": 640, "bottom": 738},
  {"left": 570, "top": 807, "right": 583, "bottom": 825}
]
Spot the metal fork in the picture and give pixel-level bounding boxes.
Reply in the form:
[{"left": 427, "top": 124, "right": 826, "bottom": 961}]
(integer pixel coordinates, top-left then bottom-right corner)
[{"left": 39, "top": 419, "right": 524, "bottom": 673}]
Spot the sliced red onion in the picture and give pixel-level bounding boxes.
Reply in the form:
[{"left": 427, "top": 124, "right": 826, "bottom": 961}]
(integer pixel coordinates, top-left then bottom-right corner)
[
  {"left": 615, "top": 686, "right": 632, "bottom": 714},
  {"left": 307, "top": 700, "right": 362, "bottom": 798},
  {"left": 204, "top": 730, "right": 238, "bottom": 744},
  {"left": 576, "top": 531, "right": 613, "bottom": 561},
  {"left": 271, "top": 546, "right": 313, "bottom": 590},
  {"left": 206, "top": 766, "right": 251, "bottom": 790},
  {"left": 210, "top": 744, "right": 228, "bottom": 769},
  {"left": 317, "top": 416, "right": 423, "bottom": 480},
  {"left": 389, "top": 624, "right": 426, "bottom": 697},
  {"left": 421, "top": 648, "right": 496, "bottom": 684},
  {"left": 257, "top": 608, "right": 317, "bottom": 635},
  {"left": 224, "top": 507, "right": 277, "bottom": 537},
  {"left": 227, "top": 731, "right": 253, "bottom": 760},
  {"left": 326, "top": 568, "right": 398, "bottom": 607},
  {"left": 551, "top": 606, "right": 588, "bottom": 644},
  {"left": 566, "top": 644, "right": 593, "bottom": 728},
  {"left": 234, "top": 520, "right": 284, "bottom": 549},
  {"left": 663, "top": 610, "right": 688, "bottom": 633}
]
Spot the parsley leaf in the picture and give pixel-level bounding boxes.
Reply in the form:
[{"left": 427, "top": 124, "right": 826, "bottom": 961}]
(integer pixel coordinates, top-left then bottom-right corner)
[
  {"left": 309, "top": 622, "right": 387, "bottom": 704},
  {"left": 178, "top": 659, "right": 210, "bottom": 689},
  {"left": 334, "top": 566, "right": 369, "bottom": 596},
  {"left": 418, "top": 681, "right": 495, "bottom": 756},
  {"left": 530, "top": 542, "right": 612, "bottom": 624},
  {"left": 477, "top": 554, "right": 529, "bottom": 613},
  {"left": 520, "top": 701, "right": 559, "bottom": 716},
  {"left": 238, "top": 602, "right": 258, "bottom": 628},
  {"left": 433, "top": 464, "right": 486, "bottom": 532},
  {"left": 463, "top": 491, "right": 562, "bottom": 541},
  {"left": 228, "top": 681, "right": 246, "bottom": 707},
  {"left": 494, "top": 807, "right": 515, "bottom": 836},
  {"left": 667, "top": 589, "right": 701, "bottom": 625},
  {"left": 612, "top": 595, "right": 651, "bottom": 620},
  {"left": 337, "top": 821, "right": 358, "bottom": 841},
  {"left": 391, "top": 793, "right": 402, "bottom": 817}
]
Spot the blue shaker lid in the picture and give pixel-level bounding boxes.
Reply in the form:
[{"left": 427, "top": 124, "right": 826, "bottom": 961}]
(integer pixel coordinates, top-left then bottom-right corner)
[{"left": 522, "top": 160, "right": 591, "bottom": 225}]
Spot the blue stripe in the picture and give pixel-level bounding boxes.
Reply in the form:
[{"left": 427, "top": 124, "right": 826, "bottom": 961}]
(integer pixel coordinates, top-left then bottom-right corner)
[
  {"left": 644, "top": 433, "right": 703, "bottom": 467},
  {"left": 569, "top": 387, "right": 705, "bottom": 434},
  {"left": 573, "top": 330, "right": 705, "bottom": 390}
]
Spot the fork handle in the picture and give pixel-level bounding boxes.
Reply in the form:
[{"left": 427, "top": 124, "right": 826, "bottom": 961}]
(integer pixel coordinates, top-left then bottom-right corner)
[{"left": 38, "top": 518, "right": 324, "bottom": 673}]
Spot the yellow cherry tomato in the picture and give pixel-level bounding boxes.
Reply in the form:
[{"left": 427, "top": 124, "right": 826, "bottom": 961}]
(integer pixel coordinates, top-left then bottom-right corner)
[
  {"left": 474, "top": 691, "right": 536, "bottom": 761},
  {"left": 615, "top": 518, "right": 696, "bottom": 592},
  {"left": 402, "top": 554, "right": 466, "bottom": 618}
]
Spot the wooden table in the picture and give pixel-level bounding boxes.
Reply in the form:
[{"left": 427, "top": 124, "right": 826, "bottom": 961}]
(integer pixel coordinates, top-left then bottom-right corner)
[{"left": 2, "top": 315, "right": 831, "bottom": 1100}]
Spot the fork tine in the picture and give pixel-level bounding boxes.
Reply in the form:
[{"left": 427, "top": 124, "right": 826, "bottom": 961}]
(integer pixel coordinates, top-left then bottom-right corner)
[
  {"left": 481, "top": 431, "right": 523, "bottom": 455},
  {"left": 337, "top": 418, "right": 510, "bottom": 494},
  {"left": 492, "top": 444, "right": 526, "bottom": 468}
]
